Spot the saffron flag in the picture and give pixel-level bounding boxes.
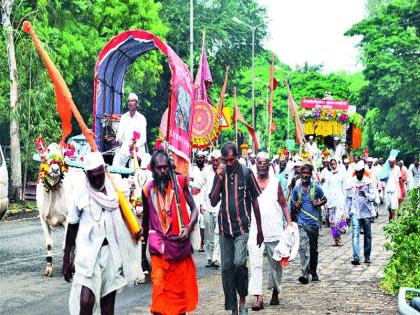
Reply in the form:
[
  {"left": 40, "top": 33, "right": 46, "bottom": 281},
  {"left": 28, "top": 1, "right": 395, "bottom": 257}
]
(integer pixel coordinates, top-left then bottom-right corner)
[
  {"left": 22, "top": 22, "right": 73, "bottom": 143},
  {"left": 232, "top": 88, "right": 259, "bottom": 151},
  {"left": 267, "top": 55, "right": 277, "bottom": 134},
  {"left": 194, "top": 33, "right": 213, "bottom": 104},
  {"left": 284, "top": 80, "right": 305, "bottom": 144},
  {"left": 217, "top": 65, "right": 230, "bottom": 118}
]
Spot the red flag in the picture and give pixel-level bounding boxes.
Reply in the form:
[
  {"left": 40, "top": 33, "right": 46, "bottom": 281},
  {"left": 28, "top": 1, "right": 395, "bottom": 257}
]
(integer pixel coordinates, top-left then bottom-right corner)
[
  {"left": 267, "top": 55, "right": 276, "bottom": 134},
  {"left": 232, "top": 88, "right": 259, "bottom": 151},
  {"left": 273, "top": 77, "right": 278, "bottom": 91},
  {"left": 194, "top": 32, "right": 213, "bottom": 103},
  {"left": 284, "top": 80, "right": 305, "bottom": 144}
]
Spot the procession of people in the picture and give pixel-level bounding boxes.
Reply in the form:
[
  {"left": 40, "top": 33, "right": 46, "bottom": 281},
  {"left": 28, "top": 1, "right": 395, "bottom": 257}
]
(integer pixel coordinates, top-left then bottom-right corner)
[{"left": 59, "top": 92, "right": 418, "bottom": 314}]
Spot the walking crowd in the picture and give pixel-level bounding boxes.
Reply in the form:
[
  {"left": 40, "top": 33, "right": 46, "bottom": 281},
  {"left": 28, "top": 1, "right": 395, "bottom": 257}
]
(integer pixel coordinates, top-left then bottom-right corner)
[{"left": 62, "top": 96, "right": 419, "bottom": 315}]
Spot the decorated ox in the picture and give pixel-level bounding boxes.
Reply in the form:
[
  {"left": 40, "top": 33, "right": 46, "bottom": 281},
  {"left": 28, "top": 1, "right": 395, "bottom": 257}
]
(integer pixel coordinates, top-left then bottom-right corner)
[{"left": 35, "top": 139, "right": 82, "bottom": 276}]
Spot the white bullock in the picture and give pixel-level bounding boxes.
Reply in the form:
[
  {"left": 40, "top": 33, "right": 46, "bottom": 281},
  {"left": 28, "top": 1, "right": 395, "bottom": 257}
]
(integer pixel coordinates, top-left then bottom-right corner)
[{"left": 36, "top": 143, "right": 83, "bottom": 276}]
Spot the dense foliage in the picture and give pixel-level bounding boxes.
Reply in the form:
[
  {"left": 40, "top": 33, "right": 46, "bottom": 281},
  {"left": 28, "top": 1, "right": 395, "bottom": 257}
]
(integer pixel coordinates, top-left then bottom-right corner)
[
  {"left": 381, "top": 189, "right": 420, "bottom": 293},
  {"left": 345, "top": 0, "right": 420, "bottom": 159}
]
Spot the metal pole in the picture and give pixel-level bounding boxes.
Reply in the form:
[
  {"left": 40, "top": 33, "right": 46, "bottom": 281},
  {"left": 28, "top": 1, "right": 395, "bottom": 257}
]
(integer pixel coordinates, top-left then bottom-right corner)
[
  {"left": 189, "top": 0, "right": 194, "bottom": 78},
  {"left": 287, "top": 72, "right": 291, "bottom": 139},
  {"left": 251, "top": 27, "right": 255, "bottom": 131},
  {"left": 265, "top": 85, "right": 269, "bottom": 150}
]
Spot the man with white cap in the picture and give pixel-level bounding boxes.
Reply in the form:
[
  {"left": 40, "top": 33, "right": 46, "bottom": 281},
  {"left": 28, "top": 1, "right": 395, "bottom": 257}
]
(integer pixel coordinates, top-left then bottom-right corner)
[
  {"left": 189, "top": 150, "right": 207, "bottom": 251},
  {"left": 347, "top": 160, "right": 376, "bottom": 265},
  {"left": 384, "top": 157, "right": 400, "bottom": 220},
  {"left": 333, "top": 136, "right": 344, "bottom": 161},
  {"left": 248, "top": 153, "right": 257, "bottom": 175},
  {"left": 113, "top": 92, "right": 147, "bottom": 168},
  {"left": 203, "top": 149, "right": 222, "bottom": 268},
  {"left": 305, "top": 136, "right": 320, "bottom": 161},
  {"left": 248, "top": 152, "right": 292, "bottom": 310},
  {"left": 63, "top": 151, "right": 141, "bottom": 314}
]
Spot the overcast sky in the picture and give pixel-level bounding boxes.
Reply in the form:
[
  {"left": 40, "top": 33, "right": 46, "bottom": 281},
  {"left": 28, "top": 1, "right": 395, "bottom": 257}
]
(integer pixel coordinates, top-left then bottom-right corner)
[{"left": 259, "top": 0, "right": 366, "bottom": 73}]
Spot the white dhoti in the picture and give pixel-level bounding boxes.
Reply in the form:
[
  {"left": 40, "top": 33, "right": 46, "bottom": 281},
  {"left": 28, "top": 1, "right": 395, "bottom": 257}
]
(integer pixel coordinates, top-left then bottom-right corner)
[
  {"left": 385, "top": 190, "right": 398, "bottom": 210},
  {"left": 247, "top": 227, "right": 265, "bottom": 296},
  {"left": 69, "top": 245, "right": 127, "bottom": 315}
]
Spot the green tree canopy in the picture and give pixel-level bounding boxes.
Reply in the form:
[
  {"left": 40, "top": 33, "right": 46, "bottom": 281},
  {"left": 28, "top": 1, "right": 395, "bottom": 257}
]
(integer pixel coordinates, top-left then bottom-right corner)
[{"left": 345, "top": 0, "right": 420, "bottom": 159}]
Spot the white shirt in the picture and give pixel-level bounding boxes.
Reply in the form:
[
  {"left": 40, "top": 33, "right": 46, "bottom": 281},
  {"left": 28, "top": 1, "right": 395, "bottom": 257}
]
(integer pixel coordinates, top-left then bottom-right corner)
[
  {"left": 255, "top": 175, "right": 284, "bottom": 242},
  {"left": 203, "top": 165, "right": 220, "bottom": 213},
  {"left": 408, "top": 164, "right": 420, "bottom": 189},
  {"left": 188, "top": 164, "right": 206, "bottom": 209},
  {"left": 385, "top": 166, "right": 401, "bottom": 193},
  {"left": 324, "top": 168, "right": 346, "bottom": 209},
  {"left": 115, "top": 111, "right": 147, "bottom": 157},
  {"left": 306, "top": 141, "right": 320, "bottom": 159},
  {"left": 333, "top": 143, "right": 344, "bottom": 161},
  {"left": 67, "top": 182, "right": 122, "bottom": 278}
]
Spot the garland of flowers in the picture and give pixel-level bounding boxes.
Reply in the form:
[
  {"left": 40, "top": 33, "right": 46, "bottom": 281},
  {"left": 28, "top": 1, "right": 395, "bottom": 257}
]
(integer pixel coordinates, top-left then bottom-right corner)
[
  {"left": 304, "top": 120, "right": 344, "bottom": 137},
  {"left": 129, "top": 131, "right": 141, "bottom": 156},
  {"left": 39, "top": 154, "right": 69, "bottom": 179},
  {"left": 301, "top": 108, "right": 349, "bottom": 123}
]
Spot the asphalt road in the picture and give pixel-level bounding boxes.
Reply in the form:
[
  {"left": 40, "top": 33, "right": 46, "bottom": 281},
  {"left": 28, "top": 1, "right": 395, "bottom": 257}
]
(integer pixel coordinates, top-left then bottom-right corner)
[{"left": 0, "top": 217, "right": 217, "bottom": 315}]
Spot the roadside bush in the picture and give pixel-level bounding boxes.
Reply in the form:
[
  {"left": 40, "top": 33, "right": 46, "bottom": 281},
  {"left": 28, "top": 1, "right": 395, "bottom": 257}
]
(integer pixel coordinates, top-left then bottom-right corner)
[{"left": 381, "top": 188, "right": 420, "bottom": 294}]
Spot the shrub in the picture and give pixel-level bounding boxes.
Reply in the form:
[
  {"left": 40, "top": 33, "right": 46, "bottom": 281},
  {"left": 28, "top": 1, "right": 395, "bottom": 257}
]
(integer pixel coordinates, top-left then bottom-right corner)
[{"left": 381, "top": 189, "right": 420, "bottom": 294}]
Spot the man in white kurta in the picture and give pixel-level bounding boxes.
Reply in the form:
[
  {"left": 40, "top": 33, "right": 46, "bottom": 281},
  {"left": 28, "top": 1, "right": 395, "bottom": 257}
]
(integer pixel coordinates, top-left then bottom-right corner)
[
  {"left": 384, "top": 157, "right": 401, "bottom": 220},
  {"left": 324, "top": 157, "right": 346, "bottom": 245},
  {"left": 189, "top": 150, "right": 207, "bottom": 251},
  {"left": 248, "top": 152, "right": 292, "bottom": 310},
  {"left": 203, "top": 150, "right": 222, "bottom": 268},
  {"left": 333, "top": 136, "right": 345, "bottom": 161},
  {"left": 306, "top": 136, "right": 320, "bottom": 161},
  {"left": 64, "top": 152, "right": 140, "bottom": 315},
  {"left": 112, "top": 92, "right": 147, "bottom": 168},
  {"left": 408, "top": 158, "right": 420, "bottom": 190}
]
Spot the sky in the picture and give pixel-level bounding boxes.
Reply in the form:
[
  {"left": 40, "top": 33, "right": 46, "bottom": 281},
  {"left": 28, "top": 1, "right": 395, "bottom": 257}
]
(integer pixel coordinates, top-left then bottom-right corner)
[{"left": 259, "top": 0, "right": 366, "bottom": 73}]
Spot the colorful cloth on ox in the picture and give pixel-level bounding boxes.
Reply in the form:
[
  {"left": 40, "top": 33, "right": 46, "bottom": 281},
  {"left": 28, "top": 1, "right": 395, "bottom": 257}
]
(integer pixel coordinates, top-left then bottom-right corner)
[{"left": 150, "top": 255, "right": 198, "bottom": 315}]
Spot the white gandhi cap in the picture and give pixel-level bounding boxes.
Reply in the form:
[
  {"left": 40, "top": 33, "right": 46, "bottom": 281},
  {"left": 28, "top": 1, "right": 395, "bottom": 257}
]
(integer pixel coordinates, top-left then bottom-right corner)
[
  {"left": 128, "top": 92, "right": 138, "bottom": 102},
  {"left": 84, "top": 151, "right": 105, "bottom": 171},
  {"left": 354, "top": 160, "right": 365, "bottom": 171},
  {"left": 210, "top": 149, "right": 222, "bottom": 159}
]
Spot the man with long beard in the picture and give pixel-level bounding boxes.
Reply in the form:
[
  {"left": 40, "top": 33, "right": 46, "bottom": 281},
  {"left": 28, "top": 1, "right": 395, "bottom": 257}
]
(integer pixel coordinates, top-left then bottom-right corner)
[
  {"left": 142, "top": 148, "right": 199, "bottom": 315},
  {"left": 248, "top": 152, "right": 292, "bottom": 310}
]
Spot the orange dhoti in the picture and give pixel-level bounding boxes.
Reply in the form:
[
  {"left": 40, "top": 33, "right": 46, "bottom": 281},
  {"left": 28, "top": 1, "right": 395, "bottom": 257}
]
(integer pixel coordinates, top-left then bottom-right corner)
[{"left": 150, "top": 255, "right": 198, "bottom": 315}]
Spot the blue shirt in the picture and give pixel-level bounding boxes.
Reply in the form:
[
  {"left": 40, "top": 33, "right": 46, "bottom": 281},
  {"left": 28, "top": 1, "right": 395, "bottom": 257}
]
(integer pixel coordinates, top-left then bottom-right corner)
[
  {"left": 291, "top": 181, "right": 325, "bottom": 228},
  {"left": 277, "top": 169, "right": 288, "bottom": 196}
]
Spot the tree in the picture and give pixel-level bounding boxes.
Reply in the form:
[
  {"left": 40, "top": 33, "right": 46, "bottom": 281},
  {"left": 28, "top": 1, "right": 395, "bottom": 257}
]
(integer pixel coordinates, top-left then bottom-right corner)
[
  {"left": 159, "top": 0, "right": 268, "bottom": 84},
  {"left": 0, "top": 0, "right": 169, "bottom": 184},
  {"left": 1, "top": 0, "right": 22, "bottom": 200},
  {"left": 345, "top": 0, "right": 420, "bottom": 159}
]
